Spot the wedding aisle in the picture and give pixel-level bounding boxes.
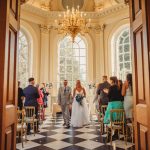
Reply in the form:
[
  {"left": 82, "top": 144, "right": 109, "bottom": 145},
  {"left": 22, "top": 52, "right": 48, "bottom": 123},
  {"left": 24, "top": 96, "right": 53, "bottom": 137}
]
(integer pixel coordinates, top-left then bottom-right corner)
[{"left": 16, "top": 114, "right": 135, "bottom": 150}]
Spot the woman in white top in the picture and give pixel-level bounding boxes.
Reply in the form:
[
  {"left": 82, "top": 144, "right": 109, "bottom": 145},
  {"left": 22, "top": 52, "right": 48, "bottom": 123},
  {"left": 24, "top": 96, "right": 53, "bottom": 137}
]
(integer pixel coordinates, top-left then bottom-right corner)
[
  {"left": 71, "top": 80, "right": 89, "bottom": 127},
  {"left": 122, "top": 73, "right": 133, "bottom": 122}
]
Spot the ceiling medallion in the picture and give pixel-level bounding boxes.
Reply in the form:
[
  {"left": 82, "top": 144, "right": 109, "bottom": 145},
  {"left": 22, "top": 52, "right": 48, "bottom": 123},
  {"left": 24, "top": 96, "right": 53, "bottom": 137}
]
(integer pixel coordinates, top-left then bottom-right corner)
[{"left": 54, "top": 5, "right": 91, "bottom": 42}]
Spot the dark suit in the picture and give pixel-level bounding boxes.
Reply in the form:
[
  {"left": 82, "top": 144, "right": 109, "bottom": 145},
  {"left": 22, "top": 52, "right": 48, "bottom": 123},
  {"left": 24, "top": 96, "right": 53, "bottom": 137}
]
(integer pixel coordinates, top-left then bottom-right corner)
[
  {"left": 23, "top": 85, "right": 40, "bottom": 132},
  {"left": 97, "top": 81, "right": 111, "bottom": 105},
  {"left": 24, "top": 85, "right": 39, "bottom": 107}
]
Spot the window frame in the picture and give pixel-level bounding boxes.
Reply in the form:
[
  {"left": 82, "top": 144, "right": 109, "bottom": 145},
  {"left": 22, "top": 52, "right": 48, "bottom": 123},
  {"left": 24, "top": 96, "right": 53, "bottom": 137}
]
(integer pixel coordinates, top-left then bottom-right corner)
[{"left": 58, "top": 36, "right": 87, "bottom": 88}]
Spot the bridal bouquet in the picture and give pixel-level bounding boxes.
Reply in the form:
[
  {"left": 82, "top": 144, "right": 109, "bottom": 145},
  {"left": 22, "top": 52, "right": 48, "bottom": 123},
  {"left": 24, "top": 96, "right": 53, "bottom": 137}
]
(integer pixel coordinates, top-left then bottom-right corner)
[{"left": 76, "top": 94, "right": 84, "bottom": 106}]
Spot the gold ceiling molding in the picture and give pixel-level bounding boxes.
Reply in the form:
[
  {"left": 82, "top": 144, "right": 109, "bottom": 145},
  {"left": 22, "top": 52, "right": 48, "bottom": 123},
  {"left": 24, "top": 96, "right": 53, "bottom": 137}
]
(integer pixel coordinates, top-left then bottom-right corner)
[{"left": 22, "top": 3, "right": 128, "bottom": 19}]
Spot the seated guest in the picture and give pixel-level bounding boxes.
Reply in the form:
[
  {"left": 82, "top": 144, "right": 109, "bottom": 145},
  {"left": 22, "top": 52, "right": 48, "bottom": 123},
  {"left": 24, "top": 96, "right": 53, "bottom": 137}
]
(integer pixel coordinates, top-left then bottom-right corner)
[
  {"left": 18, "top": 81, "right": 25, "bottom": 110},
  {"left": 122, "top": 73, "right": 133, "bottom": 123},
  {"left": 103, "top": 76, "right": 124, "bottom": 124},
  {"left": 24, "top": 78, "right": 40, "bottom": 134},
  {"left": 118, "top": 80, "right": 124, "bottom": 101}
]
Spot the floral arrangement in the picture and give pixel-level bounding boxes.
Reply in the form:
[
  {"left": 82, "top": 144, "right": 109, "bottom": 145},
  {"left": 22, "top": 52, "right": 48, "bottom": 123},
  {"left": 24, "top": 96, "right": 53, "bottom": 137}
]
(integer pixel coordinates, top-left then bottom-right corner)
[
  {"left": 88, "top": 83, "right": 96, "bottom": 89},
  {"left": 76, "top": 94, "right": 84, "bottom": 106},
  {"left": 46, "top": 83, "right": 53, "bottom": 89}
]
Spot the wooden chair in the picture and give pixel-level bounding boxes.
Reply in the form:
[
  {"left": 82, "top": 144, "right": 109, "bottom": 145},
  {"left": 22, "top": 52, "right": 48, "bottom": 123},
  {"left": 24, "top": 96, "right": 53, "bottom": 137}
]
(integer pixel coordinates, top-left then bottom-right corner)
[
  {"left": 126, "top": 121, "right": 134, "bottom": 144},
  {"left": 99, "top": 105, "right": 107, "bottom": 134},
  {"left": 24, "top": 106, "right": 38, "bottom": 136},
  {"left": 125, "top": 110, "right": 134, "bottom": 144},
  {"left": 106, "top": 109, "right": 125, "bottom": 145},
  {"left": 17, "top": 109, "right": 27, "bottom": 148}
]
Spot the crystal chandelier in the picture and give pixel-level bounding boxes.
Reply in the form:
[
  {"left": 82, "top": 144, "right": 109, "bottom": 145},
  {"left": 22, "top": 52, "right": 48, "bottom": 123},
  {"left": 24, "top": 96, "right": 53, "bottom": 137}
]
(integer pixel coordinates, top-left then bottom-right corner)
[{"left": 54, "top": 6, "right": 91, "bottom": 42}]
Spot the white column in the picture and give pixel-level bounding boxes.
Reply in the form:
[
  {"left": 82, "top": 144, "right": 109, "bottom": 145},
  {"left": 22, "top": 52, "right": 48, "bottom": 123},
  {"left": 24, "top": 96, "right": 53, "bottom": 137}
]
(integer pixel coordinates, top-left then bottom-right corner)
[
  {"left": 99, "top": 24, "right": 105, "bottom": 77},
  {"left": 95, "top": 30, "right": 101, "bottom": 83},
  {"left": 40, "top": 25, "right": 50, "bottom": 83},
  {"left": 94, "top": 24, "right": 106, "bottom": 83}
]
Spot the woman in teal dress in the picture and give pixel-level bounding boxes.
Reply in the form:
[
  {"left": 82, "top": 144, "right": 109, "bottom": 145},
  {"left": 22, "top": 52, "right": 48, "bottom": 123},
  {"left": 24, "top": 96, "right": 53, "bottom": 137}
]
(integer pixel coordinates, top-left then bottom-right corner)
[{"left": 104, "top": 76, "right": 124, "bottom": 124}]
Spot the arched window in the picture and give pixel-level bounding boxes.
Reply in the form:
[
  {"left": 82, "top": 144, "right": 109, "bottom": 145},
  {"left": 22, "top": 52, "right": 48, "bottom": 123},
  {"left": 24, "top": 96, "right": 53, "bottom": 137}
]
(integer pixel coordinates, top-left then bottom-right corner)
[
  {"left": 18, "top": 31, "right": 29, "bottom": 88},
  {"left": 58, "top": 36, "right": 87, "bottom": 88},
  {"left": 113, "top": 28, "right": 132, "bottom": 81}
]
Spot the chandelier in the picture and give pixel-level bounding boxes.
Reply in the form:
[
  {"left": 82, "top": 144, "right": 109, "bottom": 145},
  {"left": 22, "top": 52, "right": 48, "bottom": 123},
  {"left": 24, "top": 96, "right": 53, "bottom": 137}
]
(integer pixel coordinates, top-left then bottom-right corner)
[{"left": 54, "top": 6, "right": 91, "bottom": 42}]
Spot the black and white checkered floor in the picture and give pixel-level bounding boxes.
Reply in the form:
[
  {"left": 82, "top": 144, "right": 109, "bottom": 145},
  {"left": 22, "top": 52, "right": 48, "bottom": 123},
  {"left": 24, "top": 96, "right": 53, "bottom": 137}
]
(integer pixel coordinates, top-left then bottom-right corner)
[{"left": 16, "top": 115, "right": 135, "bottom": 150}]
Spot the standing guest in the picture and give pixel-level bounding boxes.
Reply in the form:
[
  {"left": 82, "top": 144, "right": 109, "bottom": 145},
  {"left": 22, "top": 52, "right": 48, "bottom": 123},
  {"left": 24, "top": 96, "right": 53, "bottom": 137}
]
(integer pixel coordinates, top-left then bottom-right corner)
[
  {"left": 40, "top": 83, "right": 49, "bottom": 120},
  {"left": 103, "top": 76, "right": 124, "bottom": 124},
  {"left": 36, "top": 84, "right": 44, "bottom": 105},
  {"left": 36, "top": 84, "right": 44, "bottom": 120},
  {"left": 18, "top": 81, "right": 25, "bottom": 110},
  {"left": 58, "top": 80, "right": 72, "bottom": 128},
  {"left": 118, "top": 80, "right": 124, "bottom": 101},
  {"left": 41, "top": 83, "right": 49, "bottom": 108},
  {"left": 97, "top": 75, "right": 111, "bottom": 105},
  {"left": 93, "top": 76, "right": 110, "bottom": 122},
  {"left": 122, "top": 74, "right": 133, "bottom": 122},
  {"left": 24, "top": 78, "right": 40, "bottom": 134}
]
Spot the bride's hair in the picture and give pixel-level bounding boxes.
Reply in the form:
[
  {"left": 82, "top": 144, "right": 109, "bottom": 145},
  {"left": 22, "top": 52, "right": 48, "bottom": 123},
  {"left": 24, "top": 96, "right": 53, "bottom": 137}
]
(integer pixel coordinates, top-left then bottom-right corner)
[{"left": 76, "top": 80, "right": 82, "bottom": 88}]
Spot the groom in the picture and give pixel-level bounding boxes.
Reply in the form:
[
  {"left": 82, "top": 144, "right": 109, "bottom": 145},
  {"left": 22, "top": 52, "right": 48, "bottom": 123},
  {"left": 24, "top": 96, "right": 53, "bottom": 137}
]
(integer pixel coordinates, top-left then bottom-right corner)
[{"left": 58, "top": 80, "right": 72, "bottom": 128}]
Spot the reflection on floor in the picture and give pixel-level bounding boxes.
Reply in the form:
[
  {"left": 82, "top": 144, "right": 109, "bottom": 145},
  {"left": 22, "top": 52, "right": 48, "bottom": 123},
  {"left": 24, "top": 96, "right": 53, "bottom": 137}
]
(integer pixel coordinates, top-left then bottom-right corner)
[{"left": 16, "top": 115, "right": 135, "bottom": 150}]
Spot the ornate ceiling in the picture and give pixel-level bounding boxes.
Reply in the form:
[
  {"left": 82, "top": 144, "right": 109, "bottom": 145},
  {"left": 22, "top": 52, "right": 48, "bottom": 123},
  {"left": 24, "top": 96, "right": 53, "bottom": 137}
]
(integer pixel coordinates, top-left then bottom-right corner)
[{"left": 23, "top": 0, "right": 125, "bottom": 12}]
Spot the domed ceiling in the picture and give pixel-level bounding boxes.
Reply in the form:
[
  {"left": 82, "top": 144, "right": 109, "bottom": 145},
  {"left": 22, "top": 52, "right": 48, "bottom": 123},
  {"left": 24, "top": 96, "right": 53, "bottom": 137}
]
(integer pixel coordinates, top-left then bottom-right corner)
[{"left": 24, "top": 0, "right": 125, "bottom": 12}]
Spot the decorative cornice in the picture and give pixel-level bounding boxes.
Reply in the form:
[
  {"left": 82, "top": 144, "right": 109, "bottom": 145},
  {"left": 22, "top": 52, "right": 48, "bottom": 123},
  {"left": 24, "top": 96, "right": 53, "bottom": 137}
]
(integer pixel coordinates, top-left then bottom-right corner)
[
  {"left": 90, "top": 24, "right": 106, "bottom": 34},
  {"left": 40, "top": 24, "right": 52, "bottom": 34},
  {"left": 21, "top": 3, "right": 128, "bottom": 19}
]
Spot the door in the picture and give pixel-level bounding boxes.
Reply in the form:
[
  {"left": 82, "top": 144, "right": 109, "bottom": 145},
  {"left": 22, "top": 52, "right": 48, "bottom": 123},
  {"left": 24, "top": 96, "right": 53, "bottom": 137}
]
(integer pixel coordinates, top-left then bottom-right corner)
[
  {"left": 130, "top": 0, "right": 150, "bottom": 149},
  {"left": 0, "top": 0, "right": 20, "bottom": 149}
]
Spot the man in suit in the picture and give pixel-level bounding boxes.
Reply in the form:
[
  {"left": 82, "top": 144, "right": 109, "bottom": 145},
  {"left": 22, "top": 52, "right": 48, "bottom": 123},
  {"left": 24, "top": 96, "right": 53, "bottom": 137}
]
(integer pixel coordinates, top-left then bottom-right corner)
[
  {"left": 97, "top": 75, "right": 111, "bottom": 105},
  {"left": 58, "top": 80, "right": 72, "bottom": 128},
  {"left": 24, "top": 77, "right": 40, "bottom": 133}
]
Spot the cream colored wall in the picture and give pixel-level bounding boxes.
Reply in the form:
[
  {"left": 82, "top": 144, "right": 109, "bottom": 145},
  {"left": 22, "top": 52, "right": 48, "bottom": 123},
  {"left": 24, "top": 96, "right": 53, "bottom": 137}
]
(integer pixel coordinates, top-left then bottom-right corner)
[{"left": 20, "top": 5, "right": 130, "bottom": 96}]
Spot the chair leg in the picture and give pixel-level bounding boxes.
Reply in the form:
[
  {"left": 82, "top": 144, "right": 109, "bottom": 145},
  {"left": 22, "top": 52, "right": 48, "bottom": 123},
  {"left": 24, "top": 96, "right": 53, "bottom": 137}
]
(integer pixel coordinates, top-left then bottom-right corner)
[
  {"left": 36, "top": 121, "right": 38, "bottom": 132},
  {"left": 125, "top": 126, "right": 128, "bottom": 145},
  {"left": 101, "top": 123, "right": 103, "bottom": 134},
  {"left": 118, "top": 129, "right": 120, "bottom": 140},
  {"left": 106, "top": 126, "right": 109, "bottom": 142},
  {"left": 25, "top": 128, "right": 27, "bottom": 142},
  {"left": 110, "top": 129, "right": 112, "bottom": 145},
  {"left": 33, "top": 123, "right": 35, "bottom": 136},
  {"left": 21, "top": 129, "right": 24, "bottom": 148},
  {"left": 123, "top": 125, "right": 126, "bottom": 145},
  {"left": 131, "top": 127, "right": 134, "bottom": 143}
]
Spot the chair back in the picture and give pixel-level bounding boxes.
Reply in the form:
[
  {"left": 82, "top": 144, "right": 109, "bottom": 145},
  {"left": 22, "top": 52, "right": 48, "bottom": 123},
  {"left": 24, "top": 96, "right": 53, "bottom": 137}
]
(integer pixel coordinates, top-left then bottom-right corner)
[
  {"left": 24, "top": 106, "right": 35, "bottom": 118},
  {"left": 110, "top": 109, "right": 125, "bottom": 125},
  {"left": 17, "top": 109, "right": 25, "bottom": 124}
]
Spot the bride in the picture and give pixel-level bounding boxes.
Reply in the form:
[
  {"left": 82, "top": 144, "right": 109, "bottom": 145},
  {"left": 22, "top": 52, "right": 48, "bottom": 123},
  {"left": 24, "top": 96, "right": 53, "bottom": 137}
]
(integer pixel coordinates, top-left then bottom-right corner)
[{"left": 71, "top": 80, "right": 90, "bottom": 127}]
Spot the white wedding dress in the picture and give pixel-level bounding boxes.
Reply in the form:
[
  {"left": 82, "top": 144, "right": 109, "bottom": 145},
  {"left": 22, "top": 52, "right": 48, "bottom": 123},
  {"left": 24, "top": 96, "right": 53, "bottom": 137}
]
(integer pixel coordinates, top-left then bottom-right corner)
[{"left": 71, "top": 89, "right": 90, "bottom": 127}]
